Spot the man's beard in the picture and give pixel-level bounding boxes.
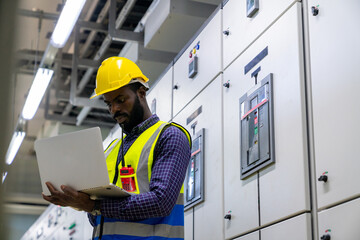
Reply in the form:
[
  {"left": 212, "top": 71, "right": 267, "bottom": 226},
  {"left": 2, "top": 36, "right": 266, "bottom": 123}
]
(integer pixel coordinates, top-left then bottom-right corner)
[{"left": 120, "top": 96, "right": 144, "bottom": 133}]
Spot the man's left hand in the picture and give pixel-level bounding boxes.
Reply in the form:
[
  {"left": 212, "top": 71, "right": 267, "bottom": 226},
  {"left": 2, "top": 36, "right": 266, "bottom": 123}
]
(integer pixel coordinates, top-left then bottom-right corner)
[{"left": 42, "top": 182, "right": 95, "bottom": 213}]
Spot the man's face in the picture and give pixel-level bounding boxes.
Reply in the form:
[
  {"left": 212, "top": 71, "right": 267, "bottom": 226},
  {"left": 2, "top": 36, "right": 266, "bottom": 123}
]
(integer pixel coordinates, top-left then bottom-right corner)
[{"left": 103, "top": 86, "right": 144, "bottom": 133}]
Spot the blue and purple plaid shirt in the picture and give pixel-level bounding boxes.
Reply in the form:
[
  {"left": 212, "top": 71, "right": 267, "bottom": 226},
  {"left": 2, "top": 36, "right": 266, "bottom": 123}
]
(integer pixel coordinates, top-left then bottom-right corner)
[{"left": 89, "top": 114, "right": 191, "bottom": 224}]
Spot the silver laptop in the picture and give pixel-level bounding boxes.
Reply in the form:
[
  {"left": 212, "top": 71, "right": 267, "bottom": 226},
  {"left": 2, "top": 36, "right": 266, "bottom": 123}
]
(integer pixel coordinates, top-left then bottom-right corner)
[{"left": 34, "top": 127, "right": 130, "bottom": 200}]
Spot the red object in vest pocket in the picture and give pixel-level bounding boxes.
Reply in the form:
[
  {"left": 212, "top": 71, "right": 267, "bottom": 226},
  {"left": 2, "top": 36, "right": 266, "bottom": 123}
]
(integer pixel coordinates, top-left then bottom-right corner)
[{"left": 120, "top": 165, "right": 136, "bottom": 192}]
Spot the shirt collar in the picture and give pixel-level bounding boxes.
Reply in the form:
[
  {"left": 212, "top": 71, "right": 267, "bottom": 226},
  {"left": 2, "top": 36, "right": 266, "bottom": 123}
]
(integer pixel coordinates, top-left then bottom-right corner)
[{"left": 124, "top": 114, "right": 160, "bottom": 136}]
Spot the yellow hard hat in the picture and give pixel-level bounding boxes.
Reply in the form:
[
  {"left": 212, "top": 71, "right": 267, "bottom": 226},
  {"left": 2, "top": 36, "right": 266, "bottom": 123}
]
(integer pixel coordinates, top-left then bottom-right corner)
[{"left": 90, "top": 57, "right": 149, "bottom": 99}]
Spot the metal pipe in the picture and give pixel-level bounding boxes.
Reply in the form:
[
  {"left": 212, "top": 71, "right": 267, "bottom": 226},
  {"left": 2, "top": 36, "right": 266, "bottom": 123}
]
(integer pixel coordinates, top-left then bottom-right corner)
[
  {"left": 72, "top": 0, "right": 138, "bottom": 126},
  {"left": 76, "top": 106, "right": 92, "bottom": 126},
  {"left": 80, "top": 0, "right": 111, "bottom": 58},
  {"left": 17, "top": 8, "right": 59, "bottom": 20},
  {"left": 76, "top": 0, "right": 161, "bottom": 127},
  {"left": 77, "top": 0, "right": 137, "bottom": 92}
]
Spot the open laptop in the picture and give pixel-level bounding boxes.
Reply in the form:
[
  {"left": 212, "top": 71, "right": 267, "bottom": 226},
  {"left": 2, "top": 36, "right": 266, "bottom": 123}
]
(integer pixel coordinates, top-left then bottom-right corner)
[{"left": 34, "top": 127, "right": 130, "bottom": 200}]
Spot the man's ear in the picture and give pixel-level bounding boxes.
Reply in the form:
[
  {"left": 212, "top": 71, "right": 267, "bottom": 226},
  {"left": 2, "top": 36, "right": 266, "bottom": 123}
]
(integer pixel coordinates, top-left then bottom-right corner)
[{"left": 137, "top": 86, "right": 147, "bottom": 99}]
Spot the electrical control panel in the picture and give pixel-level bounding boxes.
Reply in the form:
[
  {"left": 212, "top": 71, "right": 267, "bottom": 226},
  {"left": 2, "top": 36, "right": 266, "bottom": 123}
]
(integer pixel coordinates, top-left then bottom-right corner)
[
  {"left": 184, "top": 128, "right": 204, "bottom": 210},
  {"left": 239, "top": 74, "right": 274, "bottom": 179},
  {"left": 20, "top": 205, "right": 93, "bottom": 240},
  {"left": 188, "top": 41, "right": 200, "bottom": 78}
]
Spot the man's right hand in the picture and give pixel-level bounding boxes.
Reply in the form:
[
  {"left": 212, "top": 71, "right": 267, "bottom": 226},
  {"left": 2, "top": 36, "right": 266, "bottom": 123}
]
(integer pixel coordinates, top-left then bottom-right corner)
[{"left": 42, "top": 182, "right": 95, "bottom": 213}]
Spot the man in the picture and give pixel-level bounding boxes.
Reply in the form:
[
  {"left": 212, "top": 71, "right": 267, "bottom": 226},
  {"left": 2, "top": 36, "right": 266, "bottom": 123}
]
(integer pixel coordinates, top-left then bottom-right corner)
[{"left": 42, "top": 57, "right": 191, "bottom": 240}]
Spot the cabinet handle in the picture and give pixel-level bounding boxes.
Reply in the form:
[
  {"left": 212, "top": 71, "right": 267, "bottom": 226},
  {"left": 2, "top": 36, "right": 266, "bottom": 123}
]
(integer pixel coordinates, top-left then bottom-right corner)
[
  {"left": 320, "top": 234, "right": 331, "bottom": 240},
  {"left": 311, "top": 6, "right": 319, "bottom": 16},
  {"left": 318, "top": 175, "right": 328, "bottom": 183},
  {"left": 223, "top": 82, "right": 230, "bottom": 88}
]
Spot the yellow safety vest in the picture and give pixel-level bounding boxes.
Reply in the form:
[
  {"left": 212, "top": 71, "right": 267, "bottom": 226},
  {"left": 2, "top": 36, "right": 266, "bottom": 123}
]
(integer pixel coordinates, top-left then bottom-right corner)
[{"left": 93, "top": 121, "right": 191, "bottom": 240}]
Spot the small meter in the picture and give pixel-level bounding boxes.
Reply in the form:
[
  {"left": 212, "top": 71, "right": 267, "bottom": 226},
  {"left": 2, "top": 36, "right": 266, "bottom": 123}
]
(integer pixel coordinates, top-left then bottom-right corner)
[
  {"left": 188, "top": 56, "right": 198, "bottom": 78},
  {"left": 247, "top": 0, "right": 259, "bottom": 18}
]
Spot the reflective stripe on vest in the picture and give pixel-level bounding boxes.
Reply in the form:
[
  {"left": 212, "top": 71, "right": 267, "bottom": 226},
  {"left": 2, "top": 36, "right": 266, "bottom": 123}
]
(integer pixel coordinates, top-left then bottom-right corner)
[{"left": 93, "top": 121, "right": 191, "bottom": 240}]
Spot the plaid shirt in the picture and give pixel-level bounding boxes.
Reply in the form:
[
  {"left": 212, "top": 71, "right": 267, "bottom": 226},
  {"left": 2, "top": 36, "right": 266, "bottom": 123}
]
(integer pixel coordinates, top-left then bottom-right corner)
[{"left": 89, "top": 114, "right": 191, "bottom": 224}]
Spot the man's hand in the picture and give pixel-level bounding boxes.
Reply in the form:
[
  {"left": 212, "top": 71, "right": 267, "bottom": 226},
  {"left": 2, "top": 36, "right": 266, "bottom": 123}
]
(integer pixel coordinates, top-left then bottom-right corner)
[{"left": 42, "top": 182, "right": 95, "bottom": 213}]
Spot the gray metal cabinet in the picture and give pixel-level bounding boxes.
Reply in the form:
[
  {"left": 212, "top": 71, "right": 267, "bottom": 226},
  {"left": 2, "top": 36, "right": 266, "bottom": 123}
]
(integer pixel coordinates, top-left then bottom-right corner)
[
  {"left": 306, "top": 0, "right": 360, "bottom": 210},
  {"left": 317, "top": 198, "right": 360, "bottom": 239},
  {"left": 173, "top": 76, "right": 224, "bottom": 240},
  {"left": 223, "top": 3, "right": 310, "bottom": 238}
]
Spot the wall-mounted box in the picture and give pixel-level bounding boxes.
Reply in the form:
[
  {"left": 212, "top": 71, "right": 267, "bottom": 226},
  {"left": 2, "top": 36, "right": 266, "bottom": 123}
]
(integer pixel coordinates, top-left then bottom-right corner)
[
  {"left": 121, "top": 42, "right": 175, "bottom": 86},
  {"left": 145, "top": 0, "right": 216, "bottom": 53}
]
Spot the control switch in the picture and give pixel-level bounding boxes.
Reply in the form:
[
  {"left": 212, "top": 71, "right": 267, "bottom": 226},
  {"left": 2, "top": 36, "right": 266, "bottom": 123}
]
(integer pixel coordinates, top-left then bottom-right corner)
[{"left": 239, "top": 74, "right": 274, "bottom": 179}]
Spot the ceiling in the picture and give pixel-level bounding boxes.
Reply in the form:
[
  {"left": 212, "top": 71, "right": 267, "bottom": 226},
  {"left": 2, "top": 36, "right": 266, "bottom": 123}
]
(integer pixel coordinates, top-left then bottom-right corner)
[{"left": 3, "top": 0, "right": 221, "bottom": 220}]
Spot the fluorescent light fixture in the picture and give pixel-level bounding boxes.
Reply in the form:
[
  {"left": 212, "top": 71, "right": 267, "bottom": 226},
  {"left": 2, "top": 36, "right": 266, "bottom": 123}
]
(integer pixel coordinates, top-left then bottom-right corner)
[
  {"left": 50, "top": 0, "right": 87, "bottom": 48},
  {"left": 5, "top": 131, "right": 26, "bottom": 165},
  {"left": 22, "top": 68, "right": 54, "bottom": 120},
  {"left": 2, "top": 172, "right": 8, "bottom": 184}
]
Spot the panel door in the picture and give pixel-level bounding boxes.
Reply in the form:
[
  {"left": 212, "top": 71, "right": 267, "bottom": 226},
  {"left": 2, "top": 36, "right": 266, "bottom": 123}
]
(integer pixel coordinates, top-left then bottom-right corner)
[
  {"left": 222, "top": 0, "right": 299, "bottom": 68},
  {"left": 224, "top": 3, "right": 310, "bottom": 232},
  {"left": 173, "top": 11, "right": 222, "bottom": 117},
  {"left": 233, "top": 231, "right": 259, "bottom": 240},
  {"left": 256, "top": 3, "right": 310, "bottom": 226},
  {"left": 261, "top": 213, "right": 312, "bottom": 240},
  {"left": 173, "top": 76, "right": 223, "bottom": 240},
  {"left": 318, "top": 198, "right": 360, "bottom": 239},
  {"left": 223, "top": 38, "right": 259, "bottom": 239},
  {"left": 307, "top": 0, "right": 360, "bottom": 209},
  {"left": 146, "top": 67, "right": 173, "bottom": 122},
  {"left": 184, "top": 210, "right": 193, "bottom": 240}
]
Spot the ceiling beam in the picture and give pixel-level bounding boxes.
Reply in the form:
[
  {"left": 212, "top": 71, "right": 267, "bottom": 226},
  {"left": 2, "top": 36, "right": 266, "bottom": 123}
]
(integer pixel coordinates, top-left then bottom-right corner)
[
  {"left": 17, "top": 8, "right": 59, "bottom": 21},
  {"left": 109, "top": 0, "right": 144, "bottom": 43}
]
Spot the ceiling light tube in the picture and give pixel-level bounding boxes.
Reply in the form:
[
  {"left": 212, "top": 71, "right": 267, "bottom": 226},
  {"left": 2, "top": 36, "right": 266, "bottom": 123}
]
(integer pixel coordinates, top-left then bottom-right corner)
[
  {"left": 50, "top": 0, "right": 87, "bottom": 48},
  {"left": 2, "top": 172, "right": 8, "bottom": 184},
  {"left": 22, "top": 68, "right": 54, "bottom": 120},
  {"left": 5, "top": 131, "right": 26, "bottom": 165}
]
